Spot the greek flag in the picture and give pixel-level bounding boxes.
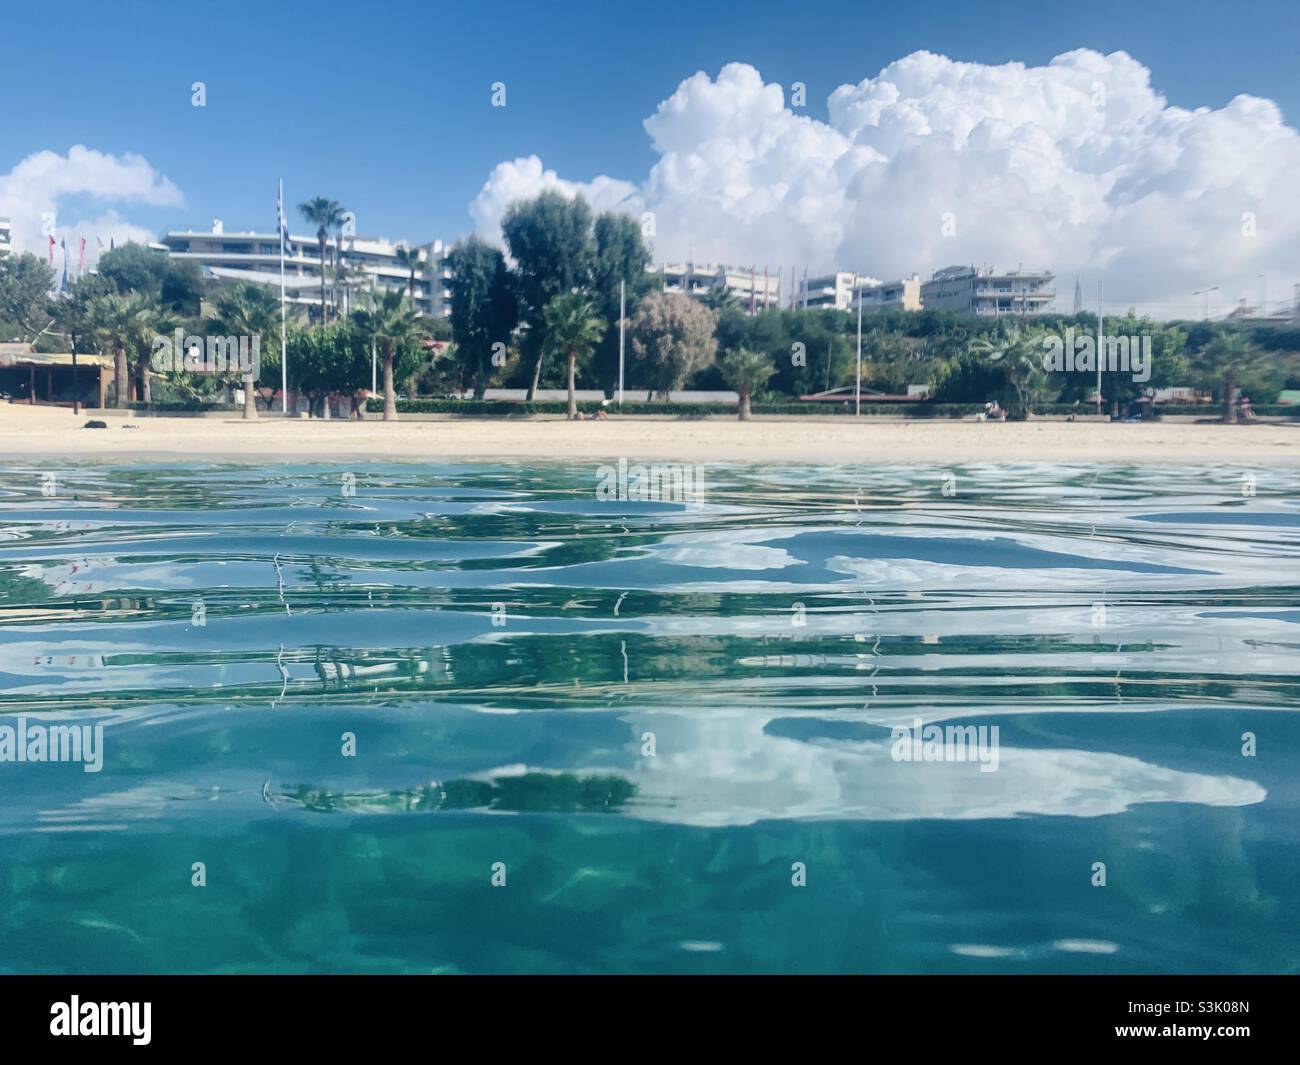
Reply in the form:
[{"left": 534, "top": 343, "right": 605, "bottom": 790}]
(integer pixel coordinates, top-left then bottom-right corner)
[{"left": 277, "top": 180, "right": 292, "bottom": 259}]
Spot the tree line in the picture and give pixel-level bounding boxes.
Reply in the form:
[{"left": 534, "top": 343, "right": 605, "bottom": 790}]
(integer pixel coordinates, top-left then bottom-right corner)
[{"left": 2, "top": 188, "right": 1298, "bottom": 421}]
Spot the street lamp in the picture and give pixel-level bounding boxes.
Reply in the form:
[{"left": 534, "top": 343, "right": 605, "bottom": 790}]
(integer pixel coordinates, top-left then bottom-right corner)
[{"left": 1193, "top": 286, "right": 1219, "bottom": 321}]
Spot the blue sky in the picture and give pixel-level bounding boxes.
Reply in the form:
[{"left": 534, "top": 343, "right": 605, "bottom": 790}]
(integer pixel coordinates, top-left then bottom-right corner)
[
  {"left": 4, "top": 0, "right": 1298, "bottom": 244},
  {"left": 4, "top": 0, "right": 1300, "bottom": 317}
]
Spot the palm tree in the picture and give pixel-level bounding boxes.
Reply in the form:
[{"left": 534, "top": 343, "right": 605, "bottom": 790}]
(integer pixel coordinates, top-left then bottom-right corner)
[
  {"left": 704, "top": 284, "right": 740, "bottom": 313},
  {"left": 88, "top": 292, "right": 150, "bottom": 408},
  {"left": 719, "top": 347, "right": 775, "bottom": 420},
  {"left": 394, "top": 245, "right": 424, "bottom": 302},
  {"left": 354, "top": 289, "right": 421, "bottom": 421},
  {"left": 213, "top": 282, "right": 280, "bottom": 420},
  {"left": 1194, "top": 329, "right": 1267, "bottom": 424},
  {"left": 298, "top": 197, "right": 347, "bottom": 323},
  {"left": 542, "top": 292, "right": 606, "bottom": 419},
  {"left": 968, "top": 324, "right": 1050, "bottom": 420},
  {"left": 131, "top": 292, "right": 170, "bottom": 407}
]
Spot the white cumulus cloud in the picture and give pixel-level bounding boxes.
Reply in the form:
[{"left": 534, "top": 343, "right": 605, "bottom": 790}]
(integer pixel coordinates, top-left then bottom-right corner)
[
  {"left": 469, "top": 155, "right": 641, "bottom": 246},
  {"left": 470, "top": 50, "right": 1300, "bottom": 319},
  {"left": 0, "top": 145, "right": 182, "bottom": 263}
]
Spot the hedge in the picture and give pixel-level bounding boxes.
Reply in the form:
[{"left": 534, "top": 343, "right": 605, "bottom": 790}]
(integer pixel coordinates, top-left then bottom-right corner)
[
  {"left": 362, "top": 397, "right": 1300, "bottom": 419},
  {"left": 129, "top": 400, "right": 224, "bottom": 412},
  {"left": 367, "top": 398, "right": 977, "bottom": 417}
]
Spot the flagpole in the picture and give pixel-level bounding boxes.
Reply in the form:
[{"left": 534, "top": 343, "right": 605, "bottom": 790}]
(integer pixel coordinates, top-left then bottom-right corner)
[
  {"left": 618, "top": 279, "right": 625, "bottom": 408},
  {"left": 279, "top": 179, "right": 288, "bottom": 414},
  {"left": 854, "top": 272, "right": 863, "bottom": 417},
  {"left": 1096, "top": 281, "right": 1104, "bottom": 420}
]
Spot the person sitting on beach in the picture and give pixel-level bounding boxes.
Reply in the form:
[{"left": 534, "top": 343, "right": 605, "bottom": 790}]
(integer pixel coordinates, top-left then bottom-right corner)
[
  {"left": 351, "top": 388, "right": 370, "bottom": 420},
  {"left": 984, "top": 400, "right": 1006, "bottom": 422},
  {"left": 1239, "top": 395, "right": 1257, "bottom": 422}
]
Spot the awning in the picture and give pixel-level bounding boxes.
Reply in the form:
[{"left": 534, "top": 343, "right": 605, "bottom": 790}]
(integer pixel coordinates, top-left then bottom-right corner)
[{"left": 0, "top": 347, "right": 112, "bottom": 369}]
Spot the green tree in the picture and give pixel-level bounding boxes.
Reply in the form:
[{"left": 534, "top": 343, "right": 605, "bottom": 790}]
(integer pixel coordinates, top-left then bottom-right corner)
[
  {"left": 130, "top": 290, "right": 173, "bottom": 406},
  {"left": 447, "top": 235, "right": 518, "bottom": 398},
  {"left": 298, "top": 197, "right": 347, "bottom": 323},
  {"left": 1192, "top": 328, "right": 1277, "bottom": 423},
  {"left": 52, "top": 273, "right": 116, "bottom": 354},
  {"left": 719, "top": 347, "right": 776, "bottom": 420},
  {"left": 501, "top": 190, "right": 595, "bottom": 399},
  {"left": 354, "top": 289, "right": 422, "bottom": 420},
  {"left": 589, "top": 212, "right": 652, "bottom": 394},
  {"left": 543, "top": 291, "right": 606, "bottom": 419},
  {"left": 968, "top": 324, "right": 1052, "bottom": 419},
  {"left": 268, "top": 321, "right": 368, "bottom": 412},
  {"left": 97, "top": 243, "right": 203, "bottom": 315},
  {"left": 213, "top": 282, "right": 281, "bottom": 419},
  {"left": 704, "top": 284, "right": 740, "bottom": 313},
  {"left": 0, "top": 253, "right": 56, "bottom": 342},
  {"left": 88, "top": 292, "right": 150, "bottom": 407},
  {"left": 628, "top": 291, "right": 718, "bottom": 400},
  {"left": 394, "top": 245, "right": 424, "bottom": 302}
]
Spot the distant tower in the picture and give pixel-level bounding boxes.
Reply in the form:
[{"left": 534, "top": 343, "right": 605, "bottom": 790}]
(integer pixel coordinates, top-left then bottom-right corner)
[{"left": 1073, "top": 276, "right": 1083, "bottom": 315}]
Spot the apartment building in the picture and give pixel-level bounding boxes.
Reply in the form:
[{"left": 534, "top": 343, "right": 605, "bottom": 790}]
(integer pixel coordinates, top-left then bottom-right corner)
[
  {"left": 650, "top": 262, "right": 782, "bottom": 312},
  {"left": 798, "top": 272, "right": 878, "bottom": 311},
  {"left": 0, "top": 217, "right": 11, "bottom": 258},
  {"left": 920, "top": 264, "right": 1055, "bottom": 316},
  {"left": 160, "top": 219, "right": 451, "bottom": 318},
  {"left": 855, "top": 274, "right": 923, "bottom": 312}
]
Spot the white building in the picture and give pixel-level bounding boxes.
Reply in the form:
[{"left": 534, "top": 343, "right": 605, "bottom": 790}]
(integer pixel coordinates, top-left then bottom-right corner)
[
  {"left": 160, "top": 218, "right": 451, "bottom": 318},
  {"left": 855, "top": 274, "right": 923, "bottom": 313},
  {"left": 920, "top": 264, "right": 1055, "bottom": 316},
  {"left": 795, "top": 272, "right": 923, "bottom": 312},
  {"left": 649, "top": 262, "right": 782, "bottom": 313},
  {"left": 798, "top": 272, "right": 878, "bottom": 311},
  {"left": 0, "top": 217, "right": 11, "bottom": 258}
]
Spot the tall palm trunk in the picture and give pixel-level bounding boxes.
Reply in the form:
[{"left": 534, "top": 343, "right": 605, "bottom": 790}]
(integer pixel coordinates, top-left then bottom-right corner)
[
  {"left": 527, "top": 344, "right": 544, "bottom": 403},
  {"left": 113, "top": 337, "right": 128, "bottom": 408},
  {"left": 383, "top": 342, "right": 398, "bottom": 421},
  {"left": 1223, "top": 368, "right": 1237, "bottom": 424},
  {"left": 242, "top": 372, "right": 258, "bottom": 419},
  {"left": 567, "top": 349, "right": 577, "bottom": 419},
  {"left": 319, "top": 234, "right": 329, "bottom": 323},
  {"left": 137, "top": 351, "right": 152, "bottom": 406},
  {"left": 738, "top": 389, "right": 752, "bottom": 421}
]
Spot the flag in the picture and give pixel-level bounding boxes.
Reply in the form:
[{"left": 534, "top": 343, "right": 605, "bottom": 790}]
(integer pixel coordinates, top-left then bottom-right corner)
[
  {"left": 48, "top": 235, "right": 55, "bottom": 263},
  {"left": 96, "top": 237, "right": 106, "bottom": 251},
  {"left": 110, "top": 237, "right": 115, "bottom": 251},
  {"left": 79, "top": 237, "right": 86, "bottom": 275},
  {"left": 60, "top": 237, "right": 68, "bottom": 292},
  {"left": 277, "top": 179, "right": 292, "bottom": 259}
]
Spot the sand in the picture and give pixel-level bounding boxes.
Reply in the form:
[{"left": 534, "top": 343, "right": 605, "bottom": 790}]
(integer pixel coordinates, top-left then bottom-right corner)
[{"left": 2, "top": 403, "right": 1297, "bottom": 465}]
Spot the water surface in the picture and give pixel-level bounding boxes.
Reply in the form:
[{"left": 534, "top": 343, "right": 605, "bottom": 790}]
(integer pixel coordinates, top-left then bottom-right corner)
[{"left": 0, "top": 461, "right": 1296, "bottom": 973}]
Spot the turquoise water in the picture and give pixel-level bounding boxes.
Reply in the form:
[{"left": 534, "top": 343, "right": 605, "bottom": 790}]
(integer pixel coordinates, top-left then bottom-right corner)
[{"left": 0, "top": 461, "right": 1297, "bottom": 974}]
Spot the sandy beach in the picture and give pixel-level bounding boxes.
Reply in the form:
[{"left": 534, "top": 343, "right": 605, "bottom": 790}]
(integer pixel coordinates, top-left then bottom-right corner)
[{"left": 1, "top": 403, "right": 1297, "bottom": 464}]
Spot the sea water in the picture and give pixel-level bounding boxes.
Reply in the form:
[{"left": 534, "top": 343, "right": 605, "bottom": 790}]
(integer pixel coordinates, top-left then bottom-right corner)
[{"left": 0, "top": 461, "right": 1296, "bottom": 973}]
